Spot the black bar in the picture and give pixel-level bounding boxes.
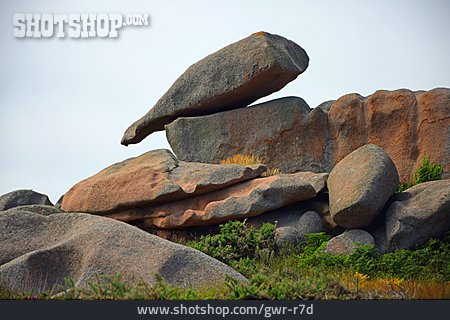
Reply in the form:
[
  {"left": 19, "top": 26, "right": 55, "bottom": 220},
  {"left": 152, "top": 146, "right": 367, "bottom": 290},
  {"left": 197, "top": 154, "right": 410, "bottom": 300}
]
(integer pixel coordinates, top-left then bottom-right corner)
[{"left": 0, "top": 300, "right": 448, "bottom": 320}]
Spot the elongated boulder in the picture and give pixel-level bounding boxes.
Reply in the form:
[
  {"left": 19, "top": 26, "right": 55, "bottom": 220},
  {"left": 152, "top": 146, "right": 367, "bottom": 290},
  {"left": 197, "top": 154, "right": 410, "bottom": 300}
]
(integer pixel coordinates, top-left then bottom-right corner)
[
  {"left": 328, "top": 144, "right": 399, "bottom": 228},
  {"left": 0, "top": 189, "right": 52, "bottom": 211},
  {"left": 0, "top": 210, "right": 245, "bottom": 295},
  {"left": 121, "top": 31, "right": 309, "bottom": 145},
  {"left": 108, "top": 172, "right": 320, "bottom": 229},
  {"left": 61, "top": 149, "right": 266, "bottom": 214},
  {"left": 166, "top": 88, "right": 450, "bottom": 183},
  {"left": 141, "top": 192, "right": 331, "bottom": 243},
  {"left": 384, "top": 180, "right": 450, "bottom": 252}
]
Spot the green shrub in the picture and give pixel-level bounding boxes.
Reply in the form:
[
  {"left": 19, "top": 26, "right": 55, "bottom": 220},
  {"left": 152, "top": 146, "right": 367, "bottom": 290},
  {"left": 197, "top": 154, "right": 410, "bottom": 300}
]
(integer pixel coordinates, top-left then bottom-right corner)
[
  {"left": 186, "top": 220, "right": 276, "bottom": 265},
  {"left": 398, "top": 156, "right": 443, "bottom": 192},
  {"left": 229, "top": 257, "right": 260, "bottom": 276},
  {"left": 412, "top": 157, "right": 443, "bottom": 184},
  {"left": 376, "top": 235, "right": 450, "bottom": 281},
  {"left": 343, "top": 245, "right": 380, "bottom": 276},
  {"left": 188, "top": 222, "right": 449, "bottom": 282},
  {"left": 293, "top": 232, "right": 449, "bottom": 281},
  {"left": 296, "top": 232, "right": 340, "bottom": 269}
]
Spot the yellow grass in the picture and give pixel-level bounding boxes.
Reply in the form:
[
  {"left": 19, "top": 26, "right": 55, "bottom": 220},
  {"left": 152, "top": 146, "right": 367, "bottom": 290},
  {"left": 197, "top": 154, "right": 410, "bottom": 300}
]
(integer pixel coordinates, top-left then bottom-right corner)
[
  {"left": 220, "top": 154, "right": 265, "bottom": 166},
  {"left": 220, "top": 154, "right": 282, "bottom": 177},
  {"left": 264, "top": 168, "right": 282, "bottom": 176},
  {"left": 342, "top": 272, "right": 450, "bottom": 299}
]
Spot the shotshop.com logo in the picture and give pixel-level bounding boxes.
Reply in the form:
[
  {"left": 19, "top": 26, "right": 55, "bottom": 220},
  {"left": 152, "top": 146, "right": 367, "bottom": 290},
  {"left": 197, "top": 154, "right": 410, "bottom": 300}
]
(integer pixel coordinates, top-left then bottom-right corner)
[{"left": 13, "top": 13, "right": 149, "bottom": 38}]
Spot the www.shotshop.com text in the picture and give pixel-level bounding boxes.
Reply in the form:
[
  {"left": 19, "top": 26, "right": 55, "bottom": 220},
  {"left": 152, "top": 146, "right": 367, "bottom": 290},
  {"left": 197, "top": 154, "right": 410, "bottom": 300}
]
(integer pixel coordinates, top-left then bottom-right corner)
[{"left": 136, "top": 303, "right": 314, "bottom": 318}]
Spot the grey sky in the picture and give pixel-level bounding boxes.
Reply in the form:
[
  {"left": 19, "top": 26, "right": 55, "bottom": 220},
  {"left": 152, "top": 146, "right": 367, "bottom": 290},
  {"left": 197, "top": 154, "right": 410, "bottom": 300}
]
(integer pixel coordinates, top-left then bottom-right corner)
[{"left": 1, "top": 0, "right": 449, "bottom": 202}]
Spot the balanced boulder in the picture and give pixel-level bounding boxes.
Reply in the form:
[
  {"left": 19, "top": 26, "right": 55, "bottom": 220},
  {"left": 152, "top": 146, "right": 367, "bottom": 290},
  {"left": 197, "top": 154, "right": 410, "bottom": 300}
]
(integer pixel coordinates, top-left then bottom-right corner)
[
  {"left": 0, "top": 210, "right": 246, "bottom": 295},
  {"left": 384, "top": 179, "right": 450, "bottom": 252},
  {"left": 61, "top": 149, "right": 266, "bottom": 214},
  {"left": 328, "top": 144, "right": 399, "bottom": 228},
  {"left": 121, "top": 31, "right": 309, "bottom": 145},
  {"left": 0, "top": 189, "right": 52, "bottom": 211}
]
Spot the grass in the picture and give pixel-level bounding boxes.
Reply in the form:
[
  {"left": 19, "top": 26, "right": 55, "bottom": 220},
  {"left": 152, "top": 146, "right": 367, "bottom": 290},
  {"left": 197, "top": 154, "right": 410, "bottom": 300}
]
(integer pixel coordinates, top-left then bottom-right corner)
[
  {"left": 2, "top": 221, "right": 448, "bottom": 300},
  {"left": 220, "top": 154, "right": 281, "bottom": 177}
]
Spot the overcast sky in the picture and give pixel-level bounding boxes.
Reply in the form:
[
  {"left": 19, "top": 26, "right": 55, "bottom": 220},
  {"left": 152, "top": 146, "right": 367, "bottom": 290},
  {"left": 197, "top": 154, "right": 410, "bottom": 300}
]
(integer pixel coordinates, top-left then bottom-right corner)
[{"left": 1, "top": 0, "right": 449, "bottom": 202}]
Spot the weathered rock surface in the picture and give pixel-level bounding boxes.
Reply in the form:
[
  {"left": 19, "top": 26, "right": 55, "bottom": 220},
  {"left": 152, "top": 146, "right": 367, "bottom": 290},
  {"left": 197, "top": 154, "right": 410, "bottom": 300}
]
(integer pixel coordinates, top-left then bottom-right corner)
[
  {"left": 325, "top": 229, "right": 375, "bottom": 255},
  {"left": 109, "top": 172, "right": 320, "bottom": 229},
  {"left": 292, "top": 172, "right": 328, "bottom": 193},
  {"left": 383, "top": 180, "right": 450, "bottom": 252},
  {"left": 0, "top": 190, "right": 52, "bottom": 211},
  {"left": 166, "top": 88, "right": 450, "bottom": 183},
  {"left": 328, "top": 144, "right": 399, "bottom": 229},
  {"left": 166, "top": 97, "right": 330, "bottom": 173},
  {"left": 248, "top": 208, "right": 324, "bottom": 247},
  {"left": 121, "top": 32, "right": 309, "bottom": 145},
  {"left": 139, "top": 192, "right": 333, "bottom": 243},
  {"left": 61, "top": 149, "right": 266, "bottom": 214},
  {"left": 0, "top": 210, "right": 246, "bottom": 295}
]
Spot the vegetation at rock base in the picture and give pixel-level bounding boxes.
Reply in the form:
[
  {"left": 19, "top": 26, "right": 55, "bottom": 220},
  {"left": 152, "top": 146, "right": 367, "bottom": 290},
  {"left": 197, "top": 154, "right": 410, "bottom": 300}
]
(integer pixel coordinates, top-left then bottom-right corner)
[
  {"left": 186, "top": 220, "right": 277, "bottom": 265},
  {"left": 397, "top": 156, "right": 443, "bottom": 192},
  {"left": 220, "top": 154, "right": 281, "bottom": 177},
  {"left": 2, "top": 221, "right": 448, "bottom": 300}
]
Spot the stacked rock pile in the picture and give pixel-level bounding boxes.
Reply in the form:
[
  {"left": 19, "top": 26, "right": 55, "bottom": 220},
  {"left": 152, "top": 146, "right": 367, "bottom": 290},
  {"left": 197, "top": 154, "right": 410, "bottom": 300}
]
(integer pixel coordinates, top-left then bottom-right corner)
[
  {"left": 59, "top": 31, "right": 449, "bottom": 252},
  {"left": 1, "top": 31, "right": 448, "bottom": 295}
]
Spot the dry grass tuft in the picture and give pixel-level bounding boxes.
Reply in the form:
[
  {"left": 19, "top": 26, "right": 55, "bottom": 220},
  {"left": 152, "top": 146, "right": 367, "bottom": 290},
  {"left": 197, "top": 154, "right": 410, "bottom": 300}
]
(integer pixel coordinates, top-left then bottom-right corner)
[
  {"left": 220, "top": 154, "right": 265, "bottom": 166},
  {"left": 263, "top": 168, "right": 282, "bottom": 177},
  {"left": 220, "top": 154, "right": 281, "bottom": 177},
  {"left": 342, "top": 272, "right": 450, "bottom": 299}
]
